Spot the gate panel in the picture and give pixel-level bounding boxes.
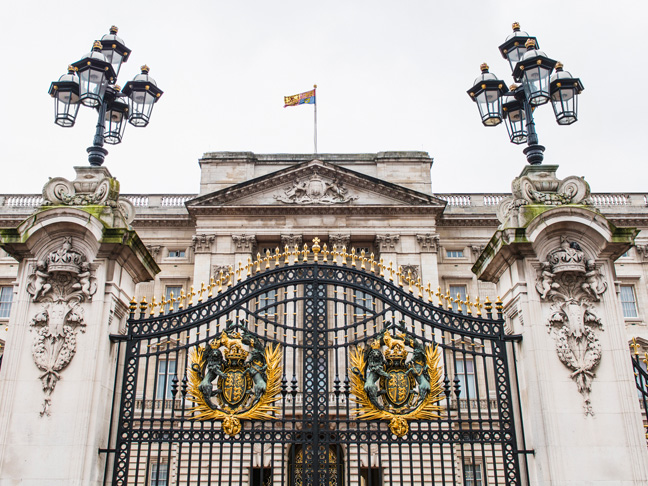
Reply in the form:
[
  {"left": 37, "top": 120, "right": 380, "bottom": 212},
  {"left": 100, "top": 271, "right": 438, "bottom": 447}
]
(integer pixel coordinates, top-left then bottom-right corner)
[{"left": 109, "top": 247, "right": 525, "bottom": 485}]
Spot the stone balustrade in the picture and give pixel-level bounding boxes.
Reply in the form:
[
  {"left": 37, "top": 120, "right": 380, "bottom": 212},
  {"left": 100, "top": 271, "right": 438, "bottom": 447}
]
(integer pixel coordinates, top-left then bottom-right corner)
[{"left": 0, "top": 192, "right": 646, "bottom": 212}]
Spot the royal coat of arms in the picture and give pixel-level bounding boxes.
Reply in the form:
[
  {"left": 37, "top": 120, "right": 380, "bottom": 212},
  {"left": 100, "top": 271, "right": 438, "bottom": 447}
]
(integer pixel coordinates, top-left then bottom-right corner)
[
  {"left": 187, "top": 321, "right": 282, "bottom": 436},
  {"left": 349, "top": 324, "right": 444, "bottom": 437}
]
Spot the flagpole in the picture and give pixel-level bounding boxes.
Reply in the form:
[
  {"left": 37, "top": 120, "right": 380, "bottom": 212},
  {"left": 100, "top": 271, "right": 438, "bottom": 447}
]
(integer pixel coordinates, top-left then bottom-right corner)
[{"left": 313, "top": 84, "right": 318, "bottom": 154}]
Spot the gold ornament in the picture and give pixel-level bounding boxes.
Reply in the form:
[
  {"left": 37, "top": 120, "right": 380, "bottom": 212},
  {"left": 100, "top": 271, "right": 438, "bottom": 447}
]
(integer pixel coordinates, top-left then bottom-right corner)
[
  {"left": 187, "top": 328, "right": 283, "bottom": 437},
  {"left": 349, "top": 327, "right": 444, "bottom": 437}
]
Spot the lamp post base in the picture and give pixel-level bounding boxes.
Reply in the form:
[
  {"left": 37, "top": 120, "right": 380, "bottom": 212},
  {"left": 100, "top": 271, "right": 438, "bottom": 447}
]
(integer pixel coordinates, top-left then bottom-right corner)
[
  {"left": 87, "top": 146, "right": 108, "bottom": 167},
  {"left": 523, "top": 144, "right": 545, "bottom": 165}
]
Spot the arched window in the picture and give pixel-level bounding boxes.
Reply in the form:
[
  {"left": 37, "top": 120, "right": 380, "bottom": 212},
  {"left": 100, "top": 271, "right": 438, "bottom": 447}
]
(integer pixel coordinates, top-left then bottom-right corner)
[{"left": 288, "top": 444, "right": 344, "bottom": 486}]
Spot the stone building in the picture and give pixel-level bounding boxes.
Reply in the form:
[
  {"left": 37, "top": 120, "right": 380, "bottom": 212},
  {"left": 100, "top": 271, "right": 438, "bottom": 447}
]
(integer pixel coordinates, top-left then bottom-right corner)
[{"left": 0, "top": 151, "right": 646, "bottom": 485}]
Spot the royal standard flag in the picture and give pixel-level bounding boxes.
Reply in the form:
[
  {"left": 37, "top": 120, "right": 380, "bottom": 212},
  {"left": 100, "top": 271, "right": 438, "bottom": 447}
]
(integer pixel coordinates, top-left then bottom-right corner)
[{"left": 284, "top": 88, "right": 316, "bottom": 107}]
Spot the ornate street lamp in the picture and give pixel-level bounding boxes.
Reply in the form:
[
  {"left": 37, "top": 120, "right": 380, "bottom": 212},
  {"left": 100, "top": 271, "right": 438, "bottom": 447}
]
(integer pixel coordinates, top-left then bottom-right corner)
[
  {"left": 49, "top": 26, "right": 163, "bottom": 167},
  {"left": 468, "top": 22, "right": 584, "bottom": 165}
]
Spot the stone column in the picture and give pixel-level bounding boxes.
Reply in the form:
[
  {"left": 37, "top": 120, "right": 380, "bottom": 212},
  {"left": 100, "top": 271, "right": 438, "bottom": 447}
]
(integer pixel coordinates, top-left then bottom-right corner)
[
  {"left": 0, "top": 167, "right": 158, "bottom": 486},
  {"left": 473, "top": 166, "right": 648, "bottom": 485}
]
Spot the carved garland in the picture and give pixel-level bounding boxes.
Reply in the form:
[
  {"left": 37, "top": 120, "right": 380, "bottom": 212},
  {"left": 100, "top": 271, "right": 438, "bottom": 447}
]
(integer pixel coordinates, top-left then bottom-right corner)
[
  {"left": 27, "top": 237, "right": 97, "bottom": 416},
  {"left": 535, "top": 236, "right": 607, "bottom": 415}
]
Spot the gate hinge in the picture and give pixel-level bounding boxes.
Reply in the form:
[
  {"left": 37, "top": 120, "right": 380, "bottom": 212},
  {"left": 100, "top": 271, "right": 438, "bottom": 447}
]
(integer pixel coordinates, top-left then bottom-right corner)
[
  {"left": 517, "top": 449, "right": 535, "bottom": 455},
  {"left": 503, "top": 333, "right": 523, "bottom": 342},
  {"left": 109, "top": 333, "right": 129, "bottom": 343},
  {"left": 98, "top": 448, "right": 116, "bottom": 454}
]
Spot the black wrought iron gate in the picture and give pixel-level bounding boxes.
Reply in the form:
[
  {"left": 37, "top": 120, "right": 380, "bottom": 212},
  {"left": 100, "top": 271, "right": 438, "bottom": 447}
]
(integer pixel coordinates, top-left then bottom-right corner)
[{"left": 106, "top": 245, "right": 527, "bottom": 485}]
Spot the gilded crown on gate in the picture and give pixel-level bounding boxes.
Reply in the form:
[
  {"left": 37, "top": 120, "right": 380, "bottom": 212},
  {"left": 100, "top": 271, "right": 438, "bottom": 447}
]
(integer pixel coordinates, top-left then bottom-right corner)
[{"left": 224, "top": 343, "right": 249, "bottom": 362}]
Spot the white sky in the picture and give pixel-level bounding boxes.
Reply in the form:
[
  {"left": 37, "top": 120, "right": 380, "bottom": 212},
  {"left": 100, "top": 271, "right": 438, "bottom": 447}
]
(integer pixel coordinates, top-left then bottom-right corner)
[{"left": 1, "top": 1, "right": 645, "bottom": 196}]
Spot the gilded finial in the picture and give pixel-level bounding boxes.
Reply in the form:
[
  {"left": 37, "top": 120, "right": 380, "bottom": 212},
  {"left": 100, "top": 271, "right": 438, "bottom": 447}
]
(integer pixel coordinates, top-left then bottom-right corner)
[
  {"left": 110, "top": 25, "right": 119, "bottom": 34},
  {"left": 312, "top": 236, "right": 321, "bottom": 261},
  {"left": 512, "top": 22, "right": 520, "bottom": 31},
  {"left": 525, "top": 38, "right": 536, "bottom": 49},
  {"left": 141, "top": 64, "right": 150, "bottom": 74},
  {"left": 139, "top": 296, "right": 148, "bottom": 314},
  {"left": 129, "top": 296, "right": 137, "bottom": 313},
  {"left": 631, "top": 338, "right": 640, "bottom": 355},
  {"left": 495, "top": 296, "right": 503, "bottom": 312},
  {"left": 480, "top": 62, "right": 490, "bottom": 73},
  {"left": 93, "top": 41, "right": 103, "bottom": 51}
]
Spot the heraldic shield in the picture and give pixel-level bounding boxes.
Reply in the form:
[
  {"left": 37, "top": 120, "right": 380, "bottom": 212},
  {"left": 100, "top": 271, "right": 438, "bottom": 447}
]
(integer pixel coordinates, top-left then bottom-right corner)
[
  {"left": 187, "top": 320, "right": 282, "bottom": 436},
  {"left": 350, "top": 322, "right": 444, "bottom": 437}
]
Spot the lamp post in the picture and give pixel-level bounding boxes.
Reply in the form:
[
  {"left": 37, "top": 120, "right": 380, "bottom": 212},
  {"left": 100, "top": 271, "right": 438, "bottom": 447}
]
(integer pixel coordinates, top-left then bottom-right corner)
[
  {"left": 48, "top": 26, "right": 163, "bottom": 167},
  {"left": 467, "top": 23, "right": 584, "bottom": 165}
]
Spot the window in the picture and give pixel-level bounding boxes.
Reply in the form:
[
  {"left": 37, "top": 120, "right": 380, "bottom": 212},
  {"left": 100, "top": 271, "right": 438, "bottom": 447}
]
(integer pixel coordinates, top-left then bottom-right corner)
[
  {"left": 463, "top": 463, "right": 483, "bottom": 486},
  {"left": 360, "top": 467, "right": 382, "bottom": 485},
  {"left": 0, "top": 286, "right": 12, "bottom": 318},
  {"left": 156, "top": 358, "right": 177, "bottom": 399},
  {"left": 456, "top": 358, "right": 476, "bottom": 398},
  {"left": 446, "top": 249, "right": 464, "bottom": 258},
  {"left": 168, "top": 250, "right": 185, "bottom": 258},
  {"left": 259, "top": 289, "right": 277, "bottom": 314},
  {"left": 620, "top": 250, "right": 631, "bottom": 258},
  {"left": 164, "top": 286, "right": 183, "bottom": 313},
  {"left": 449, "top": 285, "right": 467, "bottom": 313},
  {"left": 150, "top": 461, "right": 168, "bottom": 486},
  {"left": 354, "top": 290, "right": 374, "bottom": 319},
  {"left": 620, "top": 285, "right": 638, "bottom": 318},
  {"left": 251, "top": 467, "right": 272, "bottom": 486}
]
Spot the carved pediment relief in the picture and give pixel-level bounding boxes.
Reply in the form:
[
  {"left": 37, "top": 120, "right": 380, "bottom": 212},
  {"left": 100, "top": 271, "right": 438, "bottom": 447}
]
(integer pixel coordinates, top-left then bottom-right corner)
[
  {"left": 186, "top": 160, "right": 445, "bottom": 213},
  {"left": 274, "top": 171, "right": 358, "bottom": 205}
]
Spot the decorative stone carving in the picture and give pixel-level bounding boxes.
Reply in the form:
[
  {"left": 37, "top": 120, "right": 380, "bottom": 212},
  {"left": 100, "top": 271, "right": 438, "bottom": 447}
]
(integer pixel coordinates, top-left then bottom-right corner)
[
  {"left": 232, "top": 234, "right": 257, "bottom": 254},
  {"left": 281, "top": 234, "right": 302, "bottom": 248},
  {"left": 146, "top": 245, "right": 162, "bottom": 259},
  {"left": 41, "top": 167, "right": 135, "bottom": 226},
  {"left": 400, "top": 264, "right": 419, "bottom": 281},
  {"left": 26, "top": 237, "right": 96, "bottom": 416},
  {"left": 192, "top": 234, "right": 215, "bottom": 253},
  {"left": 497, "top": 165, "right": 591, "bottom": 226},
  {"left": 375, "top": 234, "right": 400, "bottom": 252},
  {"left": 470, "top": 244, "right": 485, "bottom": 257},
  {"left": 274, "top": 171, "right": 358, "bottom": 205},
  {"left": 636, "top": 244, "right": 648, "bottom": 260},
  {"left": 416, "top": 234, "right": 439, "bottom": 253},
  {"left": 212, "top": 265, "right": 231, "bottom": 279},
  {"left": 535, "top": 236, "right": 608, "bottom": 415},
  {"left": 329, "top": 234, "right": 351, "bottom": 249}
]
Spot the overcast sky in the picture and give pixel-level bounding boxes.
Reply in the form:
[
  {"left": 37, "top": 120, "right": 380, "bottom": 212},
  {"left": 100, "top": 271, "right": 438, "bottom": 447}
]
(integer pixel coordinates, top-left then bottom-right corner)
[{"left": 1, "top": 1, "right": 645, "bottom": 196}]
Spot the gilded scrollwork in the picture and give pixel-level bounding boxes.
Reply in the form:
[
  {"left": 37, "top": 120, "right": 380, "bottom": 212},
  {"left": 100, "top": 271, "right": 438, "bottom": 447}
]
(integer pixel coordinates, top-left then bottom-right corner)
[{"left": 536, "top": 236, "right": 608, "bottom": 415}]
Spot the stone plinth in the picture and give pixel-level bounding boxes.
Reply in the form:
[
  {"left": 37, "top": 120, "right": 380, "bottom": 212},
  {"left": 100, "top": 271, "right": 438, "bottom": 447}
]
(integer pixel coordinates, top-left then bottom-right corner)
[
  {"left": 474, "top": 171, "right": 647, "bottom": 484},
  {"left": 0, "top": 167, "right": 158, "bottom": 486}
]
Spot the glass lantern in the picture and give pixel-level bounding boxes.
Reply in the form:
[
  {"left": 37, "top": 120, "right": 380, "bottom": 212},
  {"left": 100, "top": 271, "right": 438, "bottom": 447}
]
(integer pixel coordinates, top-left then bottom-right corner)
[
  {"left": 123, "top": 65, "right": 164, "bottom": 127},
  {"left": 104, "top": 92, "right": 129, "bottom": 145},
  {"left": 100, "top": 26, "right": 131, "bottom": 78},
  {"left": 498, "top": 22, "right": 539, "bottom": 73},
  {"left": 550, "top": 63, "right": 584, "bottom": 125},
  {"left": 502, "top": 88, "right": 527, "bottom": 144},
  {"left": 513, "top": 39, "right": 556, "bottom": 106},
  {"left": 48, "top": 66, "right": 80, "bottom": 127},
  {"left": 467, "top": 63, "right": 507, "bottom": 126},
  {"left": 72, "top": 41, "right": 116, "bottom": 107}
]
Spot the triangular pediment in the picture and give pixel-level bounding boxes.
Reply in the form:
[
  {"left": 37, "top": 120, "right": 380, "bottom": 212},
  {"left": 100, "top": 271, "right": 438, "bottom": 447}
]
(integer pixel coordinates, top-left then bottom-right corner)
[{"left": 187, "top": 159, "right": 446, "bottom": 215}]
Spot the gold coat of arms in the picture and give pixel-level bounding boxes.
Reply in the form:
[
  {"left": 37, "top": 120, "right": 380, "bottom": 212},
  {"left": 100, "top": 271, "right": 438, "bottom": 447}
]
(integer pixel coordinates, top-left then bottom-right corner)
[
  {"left": 350, "top": 325, "right": 444, "bottom": 437},
  {"left": 187, "top": 321, "right": 282, "bottom": 436}
]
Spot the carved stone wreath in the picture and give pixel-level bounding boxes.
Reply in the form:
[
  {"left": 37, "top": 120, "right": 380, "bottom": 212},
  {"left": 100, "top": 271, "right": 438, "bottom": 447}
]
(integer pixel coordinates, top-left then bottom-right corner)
[
  {"left": 535, "top": 236, "right": 607, "bottom": 415},
  {"left": 27, "top": 237, "right": 96, "bottom": 416}
]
